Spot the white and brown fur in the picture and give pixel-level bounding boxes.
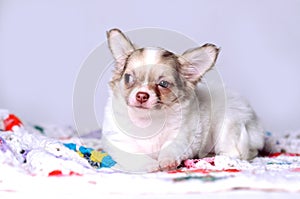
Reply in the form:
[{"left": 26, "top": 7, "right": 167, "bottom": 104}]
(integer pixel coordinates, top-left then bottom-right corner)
[{"left": 102, "top": 29, "right": 264, "bottom": 172}]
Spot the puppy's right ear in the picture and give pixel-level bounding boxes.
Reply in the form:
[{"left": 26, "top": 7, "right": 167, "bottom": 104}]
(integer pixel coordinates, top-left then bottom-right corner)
[{"left": 107, "top": 29, "right": 135, "bottom": 68}]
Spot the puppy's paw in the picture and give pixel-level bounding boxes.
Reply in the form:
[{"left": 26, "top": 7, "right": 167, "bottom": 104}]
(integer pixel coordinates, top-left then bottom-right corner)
[{"left": 158, "top": 157, "right": 181, "bottom": 171}]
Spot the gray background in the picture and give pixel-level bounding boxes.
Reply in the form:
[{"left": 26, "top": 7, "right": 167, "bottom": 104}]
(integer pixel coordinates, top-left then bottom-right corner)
[{"left": 1, "top": 0, "right": 299, "bottom": 134}]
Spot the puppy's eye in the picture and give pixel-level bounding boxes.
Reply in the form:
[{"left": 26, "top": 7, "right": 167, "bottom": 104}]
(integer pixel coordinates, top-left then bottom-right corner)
[
  {"left": 124, "top": 73, "right": 134, "bottom": 84},
  {"left": 158, "top": 80, "right": 170, "bottom": 88}
]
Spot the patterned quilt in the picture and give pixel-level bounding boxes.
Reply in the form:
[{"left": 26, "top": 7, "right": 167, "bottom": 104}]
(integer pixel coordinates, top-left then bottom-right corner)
[{"left": 1, "top": 110, "right": 300, "bottom": 196}]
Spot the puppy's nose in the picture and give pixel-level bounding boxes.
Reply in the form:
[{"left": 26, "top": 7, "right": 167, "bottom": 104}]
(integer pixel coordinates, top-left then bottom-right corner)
[{"left": 136, "top": 92, "right": 150, "bottom": 104}]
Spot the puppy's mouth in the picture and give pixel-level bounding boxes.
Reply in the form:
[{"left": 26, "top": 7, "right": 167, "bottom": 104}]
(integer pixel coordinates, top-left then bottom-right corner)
[
  {"left": 128, "top": 102, "right": 163, "bottom": 110},
  {"left": 132, "top": 105, "right": 150, "bottom": 110}
]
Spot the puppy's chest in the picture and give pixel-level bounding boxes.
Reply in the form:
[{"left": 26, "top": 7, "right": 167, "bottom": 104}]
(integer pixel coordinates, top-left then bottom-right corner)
[
  {"left": 135, "top": 111, "right": 182, "bottom": 151},
  {"left": 113, "top": 107, "right": 183, "bottom": 154}
]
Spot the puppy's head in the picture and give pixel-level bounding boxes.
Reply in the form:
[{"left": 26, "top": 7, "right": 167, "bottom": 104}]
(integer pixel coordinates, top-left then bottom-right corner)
[{"left": 107, "top": 29, "right": 219, "bottom": 110}]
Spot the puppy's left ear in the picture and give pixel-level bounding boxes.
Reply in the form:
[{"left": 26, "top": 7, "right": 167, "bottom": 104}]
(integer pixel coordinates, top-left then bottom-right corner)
[
  {"left": 178, "top": 44, "right": 219, "bottom": 83},
  {"left": 107, "top": 28, "right": 135, "bottom": 68}
]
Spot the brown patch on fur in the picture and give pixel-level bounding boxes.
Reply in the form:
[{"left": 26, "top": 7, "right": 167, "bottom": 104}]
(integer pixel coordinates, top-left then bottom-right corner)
[
  {"left": 109, "top": 55, "right": 130, "bottom": 89},
  {"left": 162, "top": 50, "right": 174, "bottom": 58},
  {"left": 159, "top": 51, "right": 180, "bottom": 70},
  {"left": 109, "top": 49, "right": 144, "bottom": 89},
  {"left": 148, "top": 84, "right": 161, "bottom": 101}
]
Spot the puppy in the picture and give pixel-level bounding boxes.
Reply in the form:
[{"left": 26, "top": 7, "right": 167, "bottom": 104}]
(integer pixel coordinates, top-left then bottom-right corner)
[{"left": 102, "top": 28, "right": 264, "bottom": 172}]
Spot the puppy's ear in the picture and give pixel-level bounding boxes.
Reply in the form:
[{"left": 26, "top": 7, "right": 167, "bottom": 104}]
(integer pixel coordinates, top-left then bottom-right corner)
[
  {"left": 178, "top": 44, "right": 219, "bottom": 83},
  {"left": 107, "top": 29, "right": 135, "bottom": 68}
]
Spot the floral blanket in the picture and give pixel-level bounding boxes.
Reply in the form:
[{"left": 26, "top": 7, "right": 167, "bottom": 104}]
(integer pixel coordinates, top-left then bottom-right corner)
[{"left": 1, "top": 110, "right": 300, "bottom": 196}]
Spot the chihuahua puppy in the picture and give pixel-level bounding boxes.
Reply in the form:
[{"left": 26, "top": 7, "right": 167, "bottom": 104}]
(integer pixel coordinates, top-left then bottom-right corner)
[{"left": 102, "top": 29, "right": 264, "bottom": 172}]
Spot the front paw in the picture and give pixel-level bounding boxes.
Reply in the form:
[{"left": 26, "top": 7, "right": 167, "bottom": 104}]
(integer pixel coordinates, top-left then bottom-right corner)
[{"left": 158, "top": 157, "right": 181, "bottom": 171}]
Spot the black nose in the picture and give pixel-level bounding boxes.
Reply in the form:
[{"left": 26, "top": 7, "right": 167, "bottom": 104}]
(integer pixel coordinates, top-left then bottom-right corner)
[{"left": 136, "top": 92, "right": 150, "bottom": 103}]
